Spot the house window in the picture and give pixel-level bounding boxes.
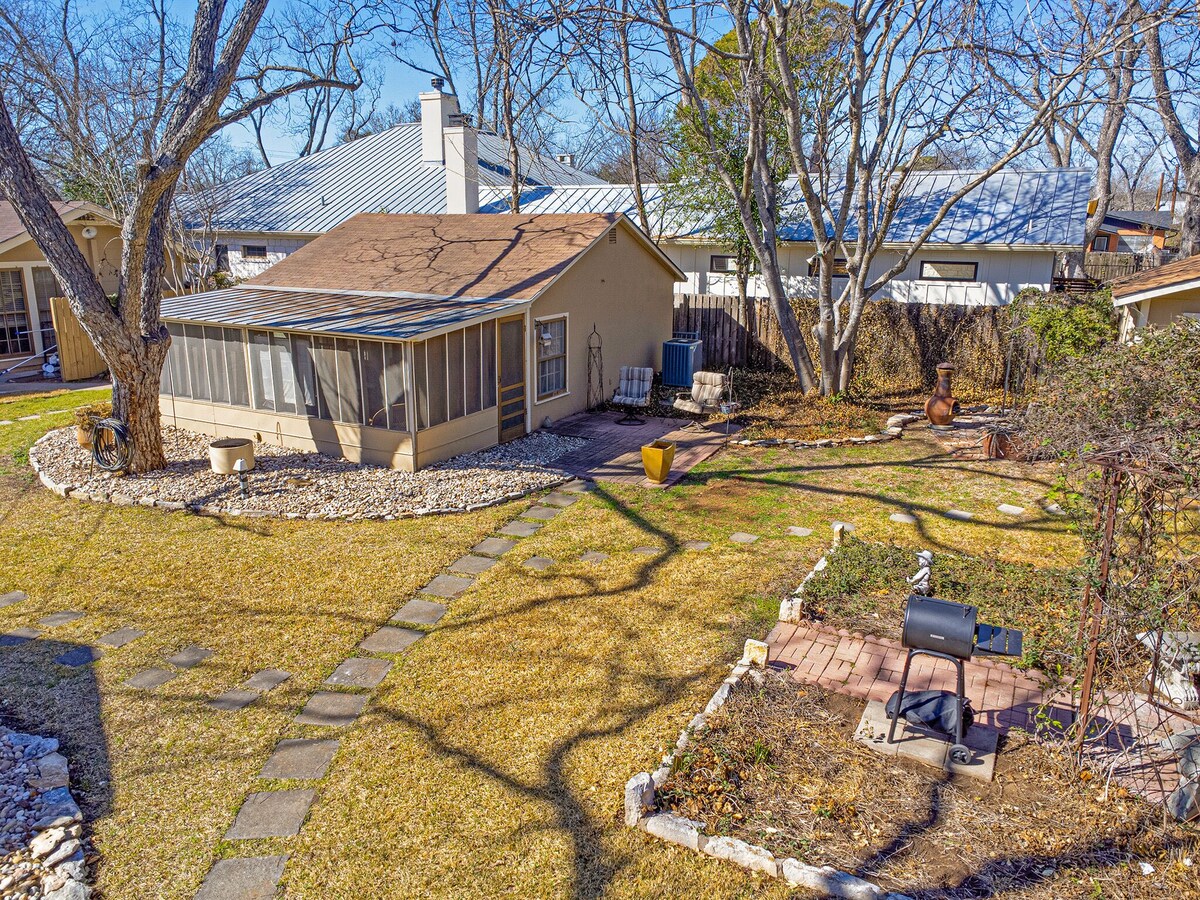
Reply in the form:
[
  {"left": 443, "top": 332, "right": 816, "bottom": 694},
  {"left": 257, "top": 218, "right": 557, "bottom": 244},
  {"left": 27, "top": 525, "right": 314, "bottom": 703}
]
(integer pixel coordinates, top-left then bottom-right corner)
[
  {"left": 0, "top": 270, "right": 32, "bottom": 356},
  {"left": 162, "top": 322, "right": 250, "bottom": 406},
  {"left": 807, "top": 258, "right": 849, "bottom": 277},
  {"left": 1091, "top": 234, "right": 1112, "bottom": 252},
  {"left": 242, "top": 245, "right": 268, "bottom": 259},
  {"left": 918, "top": 260, "right": 978, "bottom": 282},
  {"left": 710, "top": 255, "right": 737, "bottom": 273},
  {"left": 536, "top": 317, "right": 567, "bottom": 400},
  {"left": 31, "top": 268, "right": 60, "bottom": 342}
]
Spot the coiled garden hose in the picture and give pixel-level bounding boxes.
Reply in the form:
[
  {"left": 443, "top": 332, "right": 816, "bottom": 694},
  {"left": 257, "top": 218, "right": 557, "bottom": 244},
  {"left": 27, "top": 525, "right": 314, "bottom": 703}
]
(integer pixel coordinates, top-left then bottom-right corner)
[{"left": 91, "top": 418, "right": 131, "bottom": 471}]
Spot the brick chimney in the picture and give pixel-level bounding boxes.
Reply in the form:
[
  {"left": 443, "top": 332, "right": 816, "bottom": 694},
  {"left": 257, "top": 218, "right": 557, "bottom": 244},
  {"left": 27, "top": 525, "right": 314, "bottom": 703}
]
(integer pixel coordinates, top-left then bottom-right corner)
[
  {"left": 419, "top": 78, "right": 460, "bottom": 165},
  {"left": 444, "top": 125, "right": 479, "bottom": 214}
]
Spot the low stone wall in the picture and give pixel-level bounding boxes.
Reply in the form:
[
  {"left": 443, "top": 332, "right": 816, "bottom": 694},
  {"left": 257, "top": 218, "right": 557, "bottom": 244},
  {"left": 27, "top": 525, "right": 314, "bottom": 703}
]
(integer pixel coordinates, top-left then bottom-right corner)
[{"left": 0, "top": 727, "right": 90, "bottom": 899}]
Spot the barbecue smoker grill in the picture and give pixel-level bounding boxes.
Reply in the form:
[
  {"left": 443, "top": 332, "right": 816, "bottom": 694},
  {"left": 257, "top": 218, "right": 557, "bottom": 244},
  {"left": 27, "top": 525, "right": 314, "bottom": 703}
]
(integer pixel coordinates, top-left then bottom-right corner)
[{"left": 887, "top": 595, "right": 1023, "bottom": 765}]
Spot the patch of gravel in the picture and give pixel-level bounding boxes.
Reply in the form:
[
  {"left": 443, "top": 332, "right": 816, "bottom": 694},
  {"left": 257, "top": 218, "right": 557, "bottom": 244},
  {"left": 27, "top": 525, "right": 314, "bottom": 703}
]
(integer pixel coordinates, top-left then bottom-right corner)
[
  {"left": 0, "top": 728, "right": 90, "bottom": 899},
  {"left": 30, "top": 426, "right": 586, "bottom": 520}
]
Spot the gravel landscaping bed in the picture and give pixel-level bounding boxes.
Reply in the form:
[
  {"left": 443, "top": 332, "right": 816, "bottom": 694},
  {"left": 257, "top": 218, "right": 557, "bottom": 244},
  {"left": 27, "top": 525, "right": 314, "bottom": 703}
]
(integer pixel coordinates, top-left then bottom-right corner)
[{"left": 30, "top": 426, "right": 586, "bottom": 519}]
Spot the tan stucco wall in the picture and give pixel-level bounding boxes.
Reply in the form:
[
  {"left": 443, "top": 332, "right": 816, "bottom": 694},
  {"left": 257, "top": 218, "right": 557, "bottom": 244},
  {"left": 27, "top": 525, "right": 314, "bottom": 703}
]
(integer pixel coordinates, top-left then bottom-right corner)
[
  {"left": 0, "top": 219, "right": 122, "bottom": 293},
  {"left": 160, "top": 395, "right": 417, "bottom": 471},
  {"left": 529, "top": 222, "right": 678, "bottom": 426},
  {"left": 1120, "top": 286, "right": 1200, "bottom": 339}
]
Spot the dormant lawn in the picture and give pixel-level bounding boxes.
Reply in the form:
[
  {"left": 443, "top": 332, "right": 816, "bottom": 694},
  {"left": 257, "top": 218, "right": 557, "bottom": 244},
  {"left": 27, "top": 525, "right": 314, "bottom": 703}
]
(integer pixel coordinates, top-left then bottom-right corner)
[{"left": 0, "top": 388, "right": 1083, "bottom": 898}]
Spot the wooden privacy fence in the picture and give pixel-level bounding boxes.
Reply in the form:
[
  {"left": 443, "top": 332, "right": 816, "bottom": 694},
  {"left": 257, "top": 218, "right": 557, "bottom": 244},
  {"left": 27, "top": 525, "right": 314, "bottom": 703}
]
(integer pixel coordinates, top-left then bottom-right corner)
[
  {"left": 673, "top": 293, "right": 790, "bottom": 370},
  {"left": 49, "top": 296, "right": 107, "bottom": 382},
  {"left": 672, "top": 292, "right": 1016, "bottom": 398}
]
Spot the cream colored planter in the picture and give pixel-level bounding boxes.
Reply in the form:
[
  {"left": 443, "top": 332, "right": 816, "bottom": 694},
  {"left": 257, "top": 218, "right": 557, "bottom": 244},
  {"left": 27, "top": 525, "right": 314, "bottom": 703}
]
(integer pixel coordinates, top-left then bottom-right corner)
[{"left": 209, "top": 438, "right": 255, "bottom": 474}]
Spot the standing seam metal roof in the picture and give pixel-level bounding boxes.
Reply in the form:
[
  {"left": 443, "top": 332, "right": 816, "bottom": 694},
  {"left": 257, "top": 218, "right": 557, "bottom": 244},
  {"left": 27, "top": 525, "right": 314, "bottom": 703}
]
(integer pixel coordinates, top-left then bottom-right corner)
[
  {"left": 159, "top": 286, "right": 525, "bottom": 340},
  {"left": 182, "top": 123, "right": 605, "bottom": 235}
]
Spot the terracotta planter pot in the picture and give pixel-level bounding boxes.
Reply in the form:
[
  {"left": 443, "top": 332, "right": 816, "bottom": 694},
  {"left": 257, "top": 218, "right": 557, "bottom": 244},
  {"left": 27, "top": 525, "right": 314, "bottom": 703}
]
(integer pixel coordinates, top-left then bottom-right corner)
[
  {"left": 983, "top": 432, "right": 1011, "bottom": 459},
  {"left": 925, "top": 363, "right": 958, "bottom": 427},
  {"left": 209, "top": 438, "right": 255, "bottom": 475},
  {"left": 76, "top": 425, "right": 93, "bottom": 449},
  {"left": 641, "top": 439, "right": 676, "bottom": 484}
]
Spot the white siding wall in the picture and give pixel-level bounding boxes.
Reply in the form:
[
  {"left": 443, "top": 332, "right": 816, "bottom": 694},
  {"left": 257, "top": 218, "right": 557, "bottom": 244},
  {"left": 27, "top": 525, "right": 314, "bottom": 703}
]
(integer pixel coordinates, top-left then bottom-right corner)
[
  {"left": 664, "top": 242, "right": 1056, "bottom": 306},
  {"left": 218, "top": 235, "right": 312, "bottom": 280}
]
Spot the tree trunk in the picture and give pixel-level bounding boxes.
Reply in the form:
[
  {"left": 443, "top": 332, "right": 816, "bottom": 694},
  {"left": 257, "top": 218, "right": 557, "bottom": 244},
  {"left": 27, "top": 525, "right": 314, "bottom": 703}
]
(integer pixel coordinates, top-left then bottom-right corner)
[
  {"left": 110, "top": 342, "right": 170, "bottom": 472},
  {"left": 1180, "top": 156, "right": 1200, "bottom": 258}
]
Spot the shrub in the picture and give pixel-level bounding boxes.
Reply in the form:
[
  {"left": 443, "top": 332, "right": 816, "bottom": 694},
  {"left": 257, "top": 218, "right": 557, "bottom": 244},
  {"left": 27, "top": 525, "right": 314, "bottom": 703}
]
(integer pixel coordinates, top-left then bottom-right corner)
[{"left": 73, "top": 401, "right": 113, "bottom": 433}]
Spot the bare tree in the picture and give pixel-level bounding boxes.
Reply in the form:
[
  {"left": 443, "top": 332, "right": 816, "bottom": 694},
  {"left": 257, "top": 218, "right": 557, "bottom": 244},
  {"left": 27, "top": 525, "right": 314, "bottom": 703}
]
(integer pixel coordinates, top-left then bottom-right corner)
[
  {"left": 0, "top": 0, "right": 368, "bottom": 471},
  {"left": 1134, "top": 0, "right": 1200, "bottom": 256},
  {"left": 645, "top": 0, "right": 1113, "bottom": 394}
]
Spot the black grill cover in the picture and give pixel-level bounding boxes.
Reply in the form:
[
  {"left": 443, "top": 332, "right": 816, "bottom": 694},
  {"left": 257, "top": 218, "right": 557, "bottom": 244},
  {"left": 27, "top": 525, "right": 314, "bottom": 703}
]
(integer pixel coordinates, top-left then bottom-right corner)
[
  {"left": 902, "top": 595, "right": 977, "bottom": 658},
  {"left": 886, "top": 689, "right": 975, "bottom": 736}
]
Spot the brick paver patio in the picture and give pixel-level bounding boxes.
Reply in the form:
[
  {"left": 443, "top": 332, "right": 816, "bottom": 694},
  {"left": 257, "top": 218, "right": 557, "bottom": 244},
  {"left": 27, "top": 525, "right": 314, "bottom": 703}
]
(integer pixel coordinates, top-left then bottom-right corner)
[{"left": 766, "top": 620, "right": 1048, "bottom": 731}]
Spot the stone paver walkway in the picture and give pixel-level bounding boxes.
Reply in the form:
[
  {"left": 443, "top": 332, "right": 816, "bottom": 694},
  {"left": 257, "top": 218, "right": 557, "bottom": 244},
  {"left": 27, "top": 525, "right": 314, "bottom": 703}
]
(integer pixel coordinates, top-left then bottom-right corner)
[{"left": 767, "top": 620, "right": 1047, "bottom": 731}]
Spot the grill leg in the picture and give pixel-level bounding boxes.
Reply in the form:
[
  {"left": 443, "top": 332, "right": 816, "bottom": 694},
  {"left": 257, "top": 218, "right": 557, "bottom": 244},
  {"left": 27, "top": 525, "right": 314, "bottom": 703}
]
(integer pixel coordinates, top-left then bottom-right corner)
[
  {"left": 948, "top": 657, "right": 973, "bottom": 766},
  {"left": 886, "top": 649, "right": 917, "bottom": 746}
]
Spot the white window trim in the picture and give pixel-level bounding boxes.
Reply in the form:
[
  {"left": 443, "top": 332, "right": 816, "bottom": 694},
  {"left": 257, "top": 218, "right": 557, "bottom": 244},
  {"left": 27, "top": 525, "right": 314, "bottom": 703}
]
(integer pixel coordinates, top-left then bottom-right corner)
[
  {"left": 533, "top": 312, "right": 569, "bottom": 404},
  {"left": 917, "top": 260, "right": 979, "bottom": 283}
]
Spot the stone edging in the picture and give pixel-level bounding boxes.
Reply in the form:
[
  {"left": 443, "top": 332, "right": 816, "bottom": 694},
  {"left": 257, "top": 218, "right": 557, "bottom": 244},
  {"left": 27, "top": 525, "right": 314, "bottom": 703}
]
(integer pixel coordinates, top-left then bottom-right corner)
[
  {"left": 731, "top": 413, "right": 922, "bottom": 450},
  {"left": 623, "top": 535, "right": 912, "bottom": 900},
  {"left": 1, "top": 727, "right": 91, "bottom": 899},
  {"left": 27, "top": 430, "right": 570, "bottom": 522}
]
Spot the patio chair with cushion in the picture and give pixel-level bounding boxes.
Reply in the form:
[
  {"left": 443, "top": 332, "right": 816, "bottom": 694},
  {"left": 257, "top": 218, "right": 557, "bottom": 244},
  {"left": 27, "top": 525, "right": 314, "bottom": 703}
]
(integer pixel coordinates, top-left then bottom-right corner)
[
  {"left": 613, "top": 365, "right": 654, "bottom": 425},
  {"left": 673, "top": 370, "right": 728, "bottom": 416}
]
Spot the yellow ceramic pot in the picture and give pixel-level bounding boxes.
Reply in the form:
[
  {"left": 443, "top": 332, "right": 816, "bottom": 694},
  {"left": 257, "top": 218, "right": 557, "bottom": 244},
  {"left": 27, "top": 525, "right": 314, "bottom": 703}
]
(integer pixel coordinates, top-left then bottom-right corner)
[{"left": 641, "top": 439, "right": 676, "bottom": 484}]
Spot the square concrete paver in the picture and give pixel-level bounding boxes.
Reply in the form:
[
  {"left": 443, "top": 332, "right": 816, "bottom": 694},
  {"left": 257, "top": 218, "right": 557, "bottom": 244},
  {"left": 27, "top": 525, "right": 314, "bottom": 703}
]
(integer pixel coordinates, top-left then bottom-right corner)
[
  {"left": 473, "top": 537, "right": 517, "bottom": 557},
  {"left": 523, "top": 556, "right": 554, "bottom": 571},
  {"left": 208, "top": 689, "right": 259, "bottom": 712},
  {"left": 542, "top": 492, "right": 578, "bottom": 508},
  {"left": 420, "top": 574, "right": 474, "bottom": 599},
  {"left": 579, "top": 551, "right": 609, "bottom": 563},
  {"left": 324, "top": 657, "right": 393, "bottom": 689},
  {"left": 195, "top": 855, "right": 288, "bottom": 900},
  {"left": 498, "top": 520, "right": 542, "bottom": 537},
  {"left": 854, "top": 700, "right": 997, "bottom": 782},
  {"left": 889, "top": 512, "right": 918, "bottom": 525},
  {"left": 561, "top": 479, "right": 597, "bottom": 493},
  {"left": 0, "top": 627, "right": 40, "bottom": 647},
  {"left": 225, "top": 789, "right": 315, "bottom": 839},
  {"left": 0, "top": 591, "right": 27, "bottom": 608},
  {"left": 359, "top": 626, "right": 424, "bottom": 654},
  {"left": 449, "top": 554, "right": 498, "bottom": 575},
  {"left": 38, "top": 611, "right": 85, "bottom": 628},
  {"left": 260, "top": 738, "right": 340, "bottom": 781},
  {"left": 124, "top": 667, "right": 177, "bottom": 690},
  {"left": 54, "top": 646, "right": 102, "bottom": 667},
  {"left": 682, "top": 540, "right": 711, "bottom": 551},
  {"left": 391, "top": 599, "right": 446, "bottom": 626},
  {"left": 730, "top": 532, "right": 759, "bottom": 544},
  {"left": 166, "top": 645, "right": 213, "bottom": 668},
  {"left": 631, "top": 546, "right": 661, "bottom": 555},
  {"left": 521, "top": 505, "right": 560, "bottom": 521},
  {"left": 243, "top": 669, "right": 291, "bottom": 692},
  {"left": 98, "top": 627, "right": 144, "bottom": 648},
  {"left": 786, "top": 527, "right": 813, "bottom": 538},
  {"left": 997, "top": 503, "right": 1025, "bottom": 516},
  {"left": 294, "top": 692, "right": 367, "bottom": 727},
  {"left": 945, "top": 509, "right": 974, "bottom": 521}
]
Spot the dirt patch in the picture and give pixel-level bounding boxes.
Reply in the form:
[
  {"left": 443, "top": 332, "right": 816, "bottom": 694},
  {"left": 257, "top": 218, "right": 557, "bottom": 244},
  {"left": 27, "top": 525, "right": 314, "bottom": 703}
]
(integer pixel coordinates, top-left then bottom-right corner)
[{"left": 657, "top": 671, "right": 1198, "bottom": 898}]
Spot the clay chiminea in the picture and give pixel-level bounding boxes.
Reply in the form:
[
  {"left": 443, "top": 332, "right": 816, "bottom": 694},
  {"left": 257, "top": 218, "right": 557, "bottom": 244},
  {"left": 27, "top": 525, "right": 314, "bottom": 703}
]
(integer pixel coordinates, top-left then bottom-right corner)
[{"left": 925, "top": 363, "right": 959, "bottom": 427}]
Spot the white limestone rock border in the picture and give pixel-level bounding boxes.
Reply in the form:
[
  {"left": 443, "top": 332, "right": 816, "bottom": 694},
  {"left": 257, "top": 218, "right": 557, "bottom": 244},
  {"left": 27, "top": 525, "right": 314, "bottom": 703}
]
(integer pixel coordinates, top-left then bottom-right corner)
[
  {"left": 731, "top": 412, "right": 924, "bottom": 451},
  {"left": 623, "top": 638, "right": 910, "bottom": 900},
  {"left": 29, "top": 427, "right": 581, "bottom": 522},
  {"left": 780, "top": 528, "right": 850, "bottom": 623},
  {"left": 0, "top": 727, "right": 91, "bottom": 899}
]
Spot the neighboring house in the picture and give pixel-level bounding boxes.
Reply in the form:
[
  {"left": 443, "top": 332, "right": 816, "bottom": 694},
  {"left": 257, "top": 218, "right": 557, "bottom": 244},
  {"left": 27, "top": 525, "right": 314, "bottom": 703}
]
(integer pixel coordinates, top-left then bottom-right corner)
[
  {"left": 1110, "top": 254, "right": 1200, "bottom": 340},
  {"left": 489, "top": 170, "right": 1094, "bottom": 307},
  {"left": 184, "top": 83, "right": 1090, "bottom": 308},
  {"left": 1088, "top": 208, "right": 1176, "bottom": 254},
  {"left": 158, "top": 212, "right": 683, "bottom": 470},
  {"left": 0, "top": 200, "right": 120, "bottom": 372},
  {"left": 182, "top": 82, "right": 604, "bottom": 280}
]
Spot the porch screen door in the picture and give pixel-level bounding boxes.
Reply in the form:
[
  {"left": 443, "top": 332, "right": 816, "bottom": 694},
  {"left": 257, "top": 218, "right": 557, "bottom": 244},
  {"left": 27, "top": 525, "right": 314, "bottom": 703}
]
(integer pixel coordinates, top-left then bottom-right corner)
[{"left": 497, "top": 315, "right": 526, "bottom": 442}]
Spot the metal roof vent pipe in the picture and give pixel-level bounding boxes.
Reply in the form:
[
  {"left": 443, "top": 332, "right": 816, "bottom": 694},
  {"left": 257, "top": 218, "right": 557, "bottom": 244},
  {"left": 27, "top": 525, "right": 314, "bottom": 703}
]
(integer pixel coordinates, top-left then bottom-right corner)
[
  {"left": 444, "top": 125, "right": 479, "bottom": 214},
  {"left": 419, "top": 80, "right": 460, "bottom": 164}
]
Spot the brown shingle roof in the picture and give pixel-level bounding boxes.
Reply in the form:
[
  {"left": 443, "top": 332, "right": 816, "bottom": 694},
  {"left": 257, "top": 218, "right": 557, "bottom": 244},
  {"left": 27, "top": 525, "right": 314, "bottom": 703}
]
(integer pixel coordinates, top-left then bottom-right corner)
[
  {"left": 1111, "top": 254, "right": 1200, "bottom": 300},
  {"left": 248, "top": 212, "right": 622, "bottom": 300},
  {"left": 0, "top": 200, "right": 90, "bottom": 246}
]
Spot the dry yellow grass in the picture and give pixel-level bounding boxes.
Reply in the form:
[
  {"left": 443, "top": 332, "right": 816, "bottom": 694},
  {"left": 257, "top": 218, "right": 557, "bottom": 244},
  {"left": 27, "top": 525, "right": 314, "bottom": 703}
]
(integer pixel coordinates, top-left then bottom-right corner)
[{"left": 0, "top": 394, "right": 1089, "bottom": 899}]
